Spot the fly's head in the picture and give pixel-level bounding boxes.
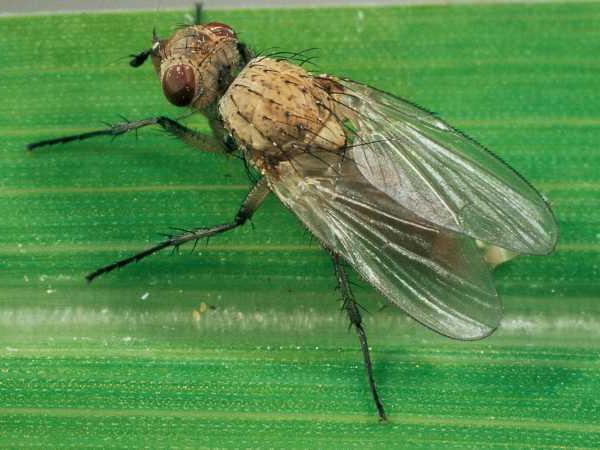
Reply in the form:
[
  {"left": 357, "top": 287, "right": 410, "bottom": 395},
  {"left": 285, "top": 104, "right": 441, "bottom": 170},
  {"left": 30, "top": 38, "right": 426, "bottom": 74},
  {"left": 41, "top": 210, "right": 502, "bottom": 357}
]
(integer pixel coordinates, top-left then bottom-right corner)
[{"left": 131, "top": 23, "right": 247, "bottom": 111}]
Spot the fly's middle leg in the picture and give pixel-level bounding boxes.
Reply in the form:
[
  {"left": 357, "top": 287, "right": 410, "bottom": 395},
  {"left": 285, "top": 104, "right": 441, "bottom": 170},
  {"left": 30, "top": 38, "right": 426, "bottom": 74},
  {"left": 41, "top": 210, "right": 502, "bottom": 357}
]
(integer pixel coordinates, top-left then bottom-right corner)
[
  {"left": 331, "top": 252, "right": 387, "bottom": 421},
  {"left": 26, "top": 116, "right": 224, "bottom": 153},
  {"left": 86, "top": 178, "right": 270, "bottom": 282}
]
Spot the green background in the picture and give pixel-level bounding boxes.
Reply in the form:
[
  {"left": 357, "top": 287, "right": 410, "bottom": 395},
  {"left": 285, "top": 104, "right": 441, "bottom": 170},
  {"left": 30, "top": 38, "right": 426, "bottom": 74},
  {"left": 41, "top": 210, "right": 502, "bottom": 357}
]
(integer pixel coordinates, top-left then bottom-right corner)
[{"left": 1, "top": 1, "right": 599, "bottom": 448}]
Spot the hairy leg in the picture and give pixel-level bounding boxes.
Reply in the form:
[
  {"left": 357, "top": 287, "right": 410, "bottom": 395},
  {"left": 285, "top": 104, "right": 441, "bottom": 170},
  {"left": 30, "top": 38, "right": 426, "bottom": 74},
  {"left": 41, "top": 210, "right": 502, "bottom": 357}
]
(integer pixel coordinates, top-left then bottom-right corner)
[
  {"left": 86, "top": 177, "right": 270, "bottom": 282},
  {"left": 331, "top": 252, "right": 387, "bottom": 421},
  {"left": 26, "top": 115, "right": 224, "bottom": 154}
]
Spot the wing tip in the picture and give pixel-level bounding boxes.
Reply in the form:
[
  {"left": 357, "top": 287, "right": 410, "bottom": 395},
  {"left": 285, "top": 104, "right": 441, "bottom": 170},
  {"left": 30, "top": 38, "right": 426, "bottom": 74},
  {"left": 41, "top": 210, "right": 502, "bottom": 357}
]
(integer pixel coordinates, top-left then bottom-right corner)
[
  {"left": 524, "top": 218, "right": 560, "bottom": 256},
  {"left": 451, "top": 322, "right": 499, "bottom": 341},
  {"left": 542, "top": 222, "right": 560, "bottom": 255},
  {"left": 531, "top": 205, "right": 560, "bottom": 255},
  {"left": 414, "top": 302, "right": 503, "bottom": 342},
  {"left": 433, "top": 319, "right": 500, "bottom": 341}
]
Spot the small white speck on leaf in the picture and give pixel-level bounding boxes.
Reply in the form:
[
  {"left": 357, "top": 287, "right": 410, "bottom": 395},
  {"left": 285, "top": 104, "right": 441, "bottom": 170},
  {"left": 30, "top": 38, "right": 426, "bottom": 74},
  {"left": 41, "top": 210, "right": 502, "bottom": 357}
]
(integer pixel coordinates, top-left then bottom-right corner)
[{"left": 356, "top": 10, "right": 365, "bottom": 33}]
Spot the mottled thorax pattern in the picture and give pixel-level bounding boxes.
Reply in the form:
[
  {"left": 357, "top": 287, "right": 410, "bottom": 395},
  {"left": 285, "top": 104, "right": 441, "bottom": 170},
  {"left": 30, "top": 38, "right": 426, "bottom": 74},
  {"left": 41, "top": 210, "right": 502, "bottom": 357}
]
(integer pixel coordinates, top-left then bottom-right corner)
[{"left": 219, "top": 58, "right": 347, "bottom": 173}]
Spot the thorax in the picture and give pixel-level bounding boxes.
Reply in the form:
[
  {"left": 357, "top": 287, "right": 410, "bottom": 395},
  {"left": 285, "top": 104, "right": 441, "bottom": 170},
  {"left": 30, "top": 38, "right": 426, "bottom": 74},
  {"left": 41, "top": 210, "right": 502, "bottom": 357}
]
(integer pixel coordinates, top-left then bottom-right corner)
[{"left": 218, "top": 57, "right": 346, "bottom": 174}]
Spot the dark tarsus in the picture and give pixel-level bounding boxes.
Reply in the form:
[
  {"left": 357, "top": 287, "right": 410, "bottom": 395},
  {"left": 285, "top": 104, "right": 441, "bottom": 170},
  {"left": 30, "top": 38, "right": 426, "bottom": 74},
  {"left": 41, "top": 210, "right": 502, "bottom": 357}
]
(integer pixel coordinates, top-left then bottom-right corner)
[
  {"left": 27, "top": 117, "right": 158, "bottom": 150},
  {"left": 332, "top": 253, "right": 387, "bottom": 421},
  {"left": 27, "top": 116, "right": 223, "bottom": 153},
  {"left": 86, "top": 178, "right": 270, "bottom": 282}
]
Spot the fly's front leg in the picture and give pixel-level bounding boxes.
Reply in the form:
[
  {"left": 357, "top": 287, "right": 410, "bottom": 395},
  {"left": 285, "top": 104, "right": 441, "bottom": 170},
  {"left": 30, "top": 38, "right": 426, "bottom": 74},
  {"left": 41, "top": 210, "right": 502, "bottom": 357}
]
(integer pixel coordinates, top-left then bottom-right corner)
[
  {"left": 157, "top": 116, "right": 224, "bottom": 153},
  {"left": 331, "top": 253, "right": 387, "bottom": 421},
  {"left": 86, "top": 178, "right": 270, "bottom": 282},
  {"left": 26, "top": 116, "right": 223, "bottom": 153}
]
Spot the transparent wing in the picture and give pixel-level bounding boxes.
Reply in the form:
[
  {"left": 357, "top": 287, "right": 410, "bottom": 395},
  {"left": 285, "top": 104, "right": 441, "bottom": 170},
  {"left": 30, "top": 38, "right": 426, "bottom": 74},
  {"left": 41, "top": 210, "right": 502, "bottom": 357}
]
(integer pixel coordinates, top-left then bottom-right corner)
[
  {"left": 269, "top": 153, "right": 501, "bottom": 340},
  {"left": 328, "top": 79, "right": 558, "bottom": 255}
]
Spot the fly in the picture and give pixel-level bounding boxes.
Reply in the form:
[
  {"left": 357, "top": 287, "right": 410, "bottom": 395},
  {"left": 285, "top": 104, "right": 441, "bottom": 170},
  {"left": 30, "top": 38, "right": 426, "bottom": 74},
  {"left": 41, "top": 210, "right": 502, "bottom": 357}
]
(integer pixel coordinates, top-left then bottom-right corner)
[{"left": 27, "top": 6, "right": 559, "bottom": 421}]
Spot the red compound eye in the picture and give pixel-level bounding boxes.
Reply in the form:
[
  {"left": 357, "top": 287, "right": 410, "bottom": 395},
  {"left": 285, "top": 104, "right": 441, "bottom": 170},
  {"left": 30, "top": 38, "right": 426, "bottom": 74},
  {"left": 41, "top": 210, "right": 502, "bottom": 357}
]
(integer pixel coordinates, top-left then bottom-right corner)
[
  {"left": 162, "top": 64, "right": 196, "bottom": 107},
  {"left": 205, "top": 22, "right": 236, "bottom": 38}
]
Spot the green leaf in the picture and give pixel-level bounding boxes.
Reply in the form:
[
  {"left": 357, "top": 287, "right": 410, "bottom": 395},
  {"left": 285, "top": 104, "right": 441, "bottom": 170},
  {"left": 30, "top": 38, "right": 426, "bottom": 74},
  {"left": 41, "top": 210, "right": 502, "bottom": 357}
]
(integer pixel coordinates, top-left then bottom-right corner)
[{"left": 1, "top": 2, "right": 599, "bottom": 448}]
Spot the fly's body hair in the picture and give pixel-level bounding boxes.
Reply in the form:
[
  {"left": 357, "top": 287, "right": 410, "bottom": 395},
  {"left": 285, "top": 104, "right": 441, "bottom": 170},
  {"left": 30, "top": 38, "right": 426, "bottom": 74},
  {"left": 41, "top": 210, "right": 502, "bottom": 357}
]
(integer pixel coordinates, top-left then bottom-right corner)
[{"left": 253, "top": 47, "right": 318, "bottom": 67}]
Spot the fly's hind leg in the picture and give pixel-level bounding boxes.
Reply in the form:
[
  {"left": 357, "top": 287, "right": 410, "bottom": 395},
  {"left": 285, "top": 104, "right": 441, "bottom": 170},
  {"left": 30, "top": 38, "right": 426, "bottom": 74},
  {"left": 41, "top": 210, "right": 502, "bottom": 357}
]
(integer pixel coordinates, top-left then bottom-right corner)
[
  {"left": 86, "top": 178, "right": 270, "bottom": 283},
  {"left": 331, "top": 252, "right": 387, "bottom": 421},
  {"left": 27, "top": 116, "right": 224, "bottom": 153}
]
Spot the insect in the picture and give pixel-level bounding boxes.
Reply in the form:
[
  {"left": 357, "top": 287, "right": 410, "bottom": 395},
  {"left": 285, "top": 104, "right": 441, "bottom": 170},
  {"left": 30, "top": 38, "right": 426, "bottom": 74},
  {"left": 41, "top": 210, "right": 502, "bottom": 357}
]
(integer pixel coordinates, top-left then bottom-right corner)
[{"left": 27, "top": 8, "right": 558, "bottom": 421}]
